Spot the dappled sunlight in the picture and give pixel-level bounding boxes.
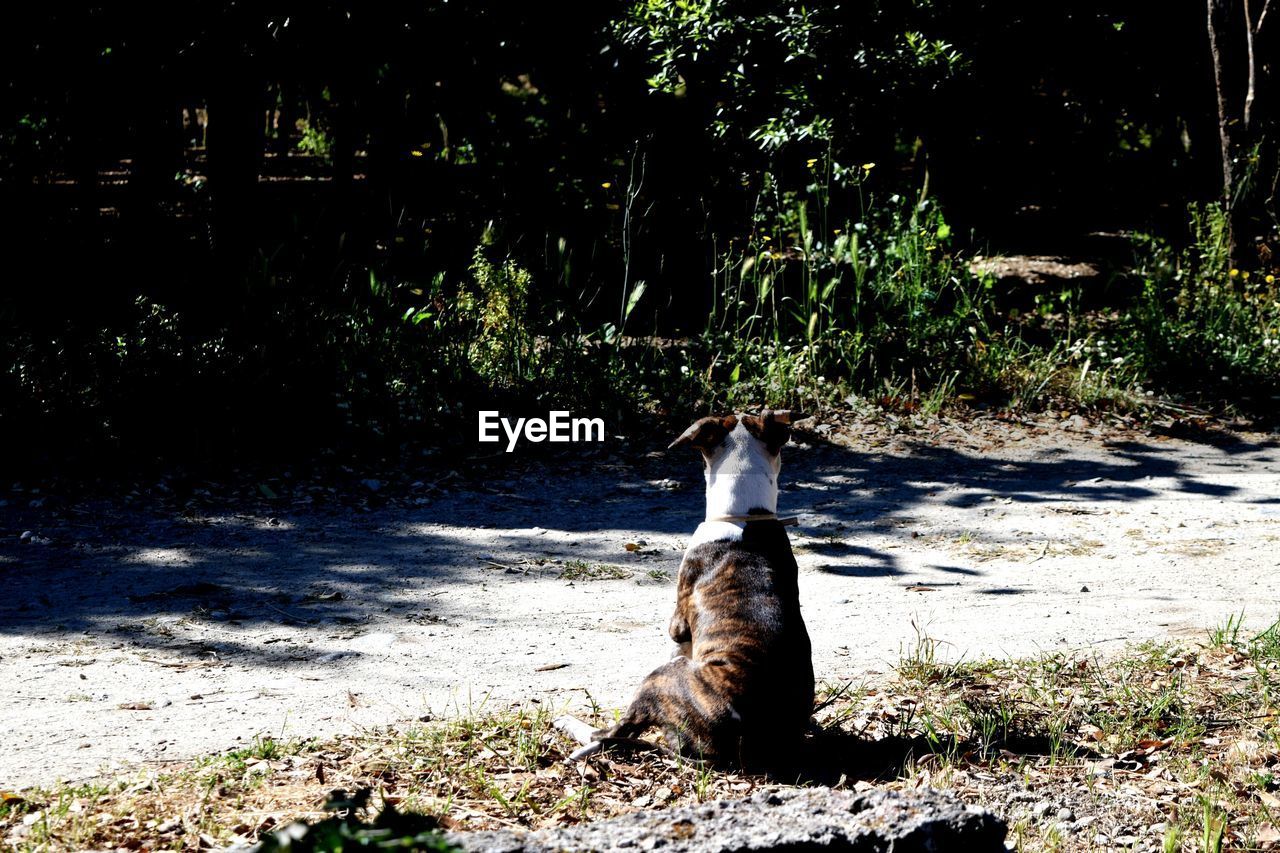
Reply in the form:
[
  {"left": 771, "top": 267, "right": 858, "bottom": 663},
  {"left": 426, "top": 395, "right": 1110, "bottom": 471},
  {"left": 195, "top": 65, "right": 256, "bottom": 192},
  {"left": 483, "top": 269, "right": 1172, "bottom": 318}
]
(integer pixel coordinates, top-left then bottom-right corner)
[
  {"left": 192, "top": 514, "right": 300, "bottom": 532},
  {"left": 3, "top": 431, "right": 1277, "bottom": 653},
  {"left": 1, "top": 427, "right": 1278, "bottom": 798},
  {"left": 125, "top": 547, "right": 205, "bottom": 567}
]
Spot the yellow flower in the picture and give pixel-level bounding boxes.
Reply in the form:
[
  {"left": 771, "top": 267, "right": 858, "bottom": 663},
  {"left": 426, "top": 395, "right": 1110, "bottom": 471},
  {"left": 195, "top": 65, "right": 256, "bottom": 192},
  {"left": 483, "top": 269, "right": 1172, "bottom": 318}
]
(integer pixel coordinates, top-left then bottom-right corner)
[
  {"left": 1267, "top": 274, "right": 1276, "bottom": 284},
  {"left": 601, "top": 181, "right": 612, "bottom": 189},
  {"left": 761, "top": 235, "right": 772, "bottom": 242},
  {"left": 1242, "top": 270, "right": 1251, "bottom": 280},
  {"left": 1229, "top": 268, "right": 1240, "bottom": 277},
  {"left": 861, "top": 162, "right": 876, "bottom": 171},
  {"left": 833, "top": 229, "right": 842, "bottom": 235},
  {"left": 409, "top": 150, "right": 424, "bottom": 158},
  {"left": 806, "top": 158, "right": 818, "bottom": 168}
]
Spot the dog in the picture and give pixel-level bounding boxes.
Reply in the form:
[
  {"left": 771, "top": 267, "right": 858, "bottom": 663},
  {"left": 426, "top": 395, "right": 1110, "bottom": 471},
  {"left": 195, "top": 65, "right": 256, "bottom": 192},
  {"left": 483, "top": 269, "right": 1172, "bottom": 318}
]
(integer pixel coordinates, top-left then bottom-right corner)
[{"left": 591, "top": 409, "right": 814, "bottom": 764}]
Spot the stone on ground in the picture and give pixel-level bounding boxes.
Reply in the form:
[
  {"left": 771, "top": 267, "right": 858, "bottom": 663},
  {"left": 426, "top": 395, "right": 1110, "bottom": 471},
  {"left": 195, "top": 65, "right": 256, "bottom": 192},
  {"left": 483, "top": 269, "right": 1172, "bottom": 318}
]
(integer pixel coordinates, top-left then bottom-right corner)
[{"left": 448, "top": 787, "right": 1006, "bottom": 852}]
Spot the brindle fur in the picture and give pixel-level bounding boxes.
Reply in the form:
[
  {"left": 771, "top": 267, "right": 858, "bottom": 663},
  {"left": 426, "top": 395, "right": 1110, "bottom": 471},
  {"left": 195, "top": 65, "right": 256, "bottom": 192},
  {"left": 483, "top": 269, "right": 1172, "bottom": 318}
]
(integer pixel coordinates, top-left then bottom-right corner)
[{"left": 595, "top": 412, "right": 814, "bottom": 765}]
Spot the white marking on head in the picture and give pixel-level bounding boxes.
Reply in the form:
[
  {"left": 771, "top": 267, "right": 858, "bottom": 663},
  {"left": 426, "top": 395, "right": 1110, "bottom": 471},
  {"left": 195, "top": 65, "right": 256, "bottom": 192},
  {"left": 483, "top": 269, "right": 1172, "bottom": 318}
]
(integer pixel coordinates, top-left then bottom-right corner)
[
  {"left": 702, "top": 419, "right": 781, "bottom": 520},
  {"left": 670, "top": 410, "right": 793, "bottom": 549}
]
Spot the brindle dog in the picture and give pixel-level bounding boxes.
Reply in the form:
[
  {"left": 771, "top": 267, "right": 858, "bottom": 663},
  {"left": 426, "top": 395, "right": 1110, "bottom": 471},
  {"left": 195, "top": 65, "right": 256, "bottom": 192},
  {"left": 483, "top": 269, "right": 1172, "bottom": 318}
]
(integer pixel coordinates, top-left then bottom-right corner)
[{"left": 592, "top": 409, "right": 814, "bottom": 764}]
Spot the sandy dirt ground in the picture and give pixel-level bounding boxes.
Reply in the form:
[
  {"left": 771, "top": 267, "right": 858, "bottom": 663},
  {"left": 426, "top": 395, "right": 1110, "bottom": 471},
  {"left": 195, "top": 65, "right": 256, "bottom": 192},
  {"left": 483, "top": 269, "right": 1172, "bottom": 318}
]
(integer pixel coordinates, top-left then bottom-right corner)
[{"left": 2, "top": 417, "right": 1278, "bottom": 791}]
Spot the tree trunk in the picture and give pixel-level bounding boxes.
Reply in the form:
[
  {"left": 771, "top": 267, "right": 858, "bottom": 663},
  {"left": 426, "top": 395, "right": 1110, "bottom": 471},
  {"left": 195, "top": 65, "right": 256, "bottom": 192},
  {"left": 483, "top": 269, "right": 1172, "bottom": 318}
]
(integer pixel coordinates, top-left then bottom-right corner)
[
  {"left": 1207, "top": 0, "right": 1238, "bottom": 260},
  {"left": 206, "top": 63, "right": 263, "bottom": 275},
  {"left": 1207, "top": 0, "right": 1276, "bottom": 264}
]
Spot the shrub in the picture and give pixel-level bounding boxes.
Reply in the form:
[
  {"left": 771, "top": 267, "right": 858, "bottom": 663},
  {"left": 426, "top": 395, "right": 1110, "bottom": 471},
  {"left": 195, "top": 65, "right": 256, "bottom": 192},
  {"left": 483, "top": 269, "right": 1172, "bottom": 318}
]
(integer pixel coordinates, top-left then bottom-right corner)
[{"left": 1128, "top": 203, "right": 1280, "bottom": 405}]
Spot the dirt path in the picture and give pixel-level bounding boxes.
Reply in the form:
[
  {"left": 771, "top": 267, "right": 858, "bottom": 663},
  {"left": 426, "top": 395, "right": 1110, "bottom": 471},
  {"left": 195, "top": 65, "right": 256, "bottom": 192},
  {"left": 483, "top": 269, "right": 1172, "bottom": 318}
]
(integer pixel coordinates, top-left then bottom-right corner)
[{"left": 2, "top": 419, "right": 1278, "bottom": 790}]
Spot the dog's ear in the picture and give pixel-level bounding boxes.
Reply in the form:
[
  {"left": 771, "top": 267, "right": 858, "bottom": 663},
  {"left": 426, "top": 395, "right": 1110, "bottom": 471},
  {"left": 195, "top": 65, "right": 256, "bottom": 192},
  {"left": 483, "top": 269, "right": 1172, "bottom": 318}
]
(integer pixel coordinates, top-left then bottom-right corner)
[
  {"left": 668, "top": 416, "right": 735, "bottom": 452},
  {"left": 756, "top": 408, "right": 796, "bottom": 455}
]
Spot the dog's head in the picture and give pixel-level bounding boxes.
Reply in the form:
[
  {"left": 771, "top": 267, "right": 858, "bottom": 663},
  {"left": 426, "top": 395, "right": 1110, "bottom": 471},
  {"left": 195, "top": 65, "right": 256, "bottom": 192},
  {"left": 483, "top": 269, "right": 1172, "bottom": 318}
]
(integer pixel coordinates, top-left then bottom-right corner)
[{"left": 668, "top": 409, "right": 795, "bottom": 495}]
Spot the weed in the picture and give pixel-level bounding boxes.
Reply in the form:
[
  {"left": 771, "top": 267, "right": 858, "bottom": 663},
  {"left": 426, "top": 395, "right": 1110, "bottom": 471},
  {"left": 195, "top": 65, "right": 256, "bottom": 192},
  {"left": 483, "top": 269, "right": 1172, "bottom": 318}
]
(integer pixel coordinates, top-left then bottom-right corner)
[
  {"left": 1249, "top": 616, "right": 1280, "bottom": 661},
  {"left": 1129, "top": 202, "right": 1280, "bottom": 405},
  {"left": 1200, "top": 795, "right": 1227, "bottom": 853},
  {"left": 1208, "top": 610, "right": 1247, "bottom": 648},
  {"left": 559, "top": 561, "right": 631, "bottom": 581}
]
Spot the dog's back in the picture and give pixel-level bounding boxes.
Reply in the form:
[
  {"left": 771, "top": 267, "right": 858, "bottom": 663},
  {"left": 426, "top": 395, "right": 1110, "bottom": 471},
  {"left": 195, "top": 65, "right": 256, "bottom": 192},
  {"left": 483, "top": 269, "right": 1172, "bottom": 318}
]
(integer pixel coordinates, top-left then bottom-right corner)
[
  {"left": 675, "top": 521, "right": 813, "bottom": 754},
  {"left": 605, "top": 524, "right": 813, "bottom": 764}
]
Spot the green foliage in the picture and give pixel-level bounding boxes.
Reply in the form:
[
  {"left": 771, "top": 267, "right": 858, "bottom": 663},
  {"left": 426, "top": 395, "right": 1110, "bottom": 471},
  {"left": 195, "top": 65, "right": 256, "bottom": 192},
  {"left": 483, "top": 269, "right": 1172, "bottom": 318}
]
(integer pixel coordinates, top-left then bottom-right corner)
[
  {"left": 2, "top": 3, "right": 1276, "bottom": 464},
  {"left": 459, "top": 247, "right": 535, "bottom": 387},
  {"left": 616, "top": 1, "right": 965, "bottom": 152},
  {"left": 252, "top": 790, "right": 456, "bottom": 853},
  {"left": 694, "top": 182, "right": 989, "bottom": 412},
  {"left": 294, "top": 116, "right": 334, "bottom": 162},
  {"left": 1128, "top": 203, "right": 1280, "bottom": 402}
]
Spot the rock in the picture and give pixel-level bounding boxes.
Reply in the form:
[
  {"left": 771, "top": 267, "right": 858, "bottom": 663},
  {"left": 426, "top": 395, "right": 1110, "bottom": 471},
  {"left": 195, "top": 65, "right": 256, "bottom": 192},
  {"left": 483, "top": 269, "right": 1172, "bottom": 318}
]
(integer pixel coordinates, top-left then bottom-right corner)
[
  {"left": 316, "top": 651, "right": 358, "bottom": 663},
  {"left": 1032, "top": 801, "right": 1054, "bottom": 819},
  {"left": 448, "top": 787, "right": 1005, "bottom": 852},
  {"left": 1056, "top": 807, "right": 1075, "bottom": 822}
]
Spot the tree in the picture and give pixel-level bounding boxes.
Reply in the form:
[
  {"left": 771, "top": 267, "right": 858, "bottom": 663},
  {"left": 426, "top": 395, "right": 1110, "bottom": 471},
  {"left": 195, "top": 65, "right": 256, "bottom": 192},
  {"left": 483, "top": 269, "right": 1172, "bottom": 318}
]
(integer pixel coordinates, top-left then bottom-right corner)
[{"left": 1206, "top": 0, "right": 1276, "bottom": 264}]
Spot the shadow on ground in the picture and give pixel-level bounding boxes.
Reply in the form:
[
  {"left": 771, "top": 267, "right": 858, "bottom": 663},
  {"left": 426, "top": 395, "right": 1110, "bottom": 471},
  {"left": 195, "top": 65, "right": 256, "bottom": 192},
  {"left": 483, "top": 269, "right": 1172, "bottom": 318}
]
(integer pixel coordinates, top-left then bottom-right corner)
[{"left": 0, "top": 429, "right": 1274, "bottom": 666}]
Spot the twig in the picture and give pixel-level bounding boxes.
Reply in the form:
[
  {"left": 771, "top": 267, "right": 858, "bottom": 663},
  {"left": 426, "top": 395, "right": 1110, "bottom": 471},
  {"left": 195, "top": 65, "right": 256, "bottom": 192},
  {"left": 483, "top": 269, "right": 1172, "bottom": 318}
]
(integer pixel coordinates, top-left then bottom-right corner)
[
  {"left": 812, "top": 679, "right": 857, "bottom": 715},
  {"left": 264, "top": 602, "right": 311, "bottom": 623}
]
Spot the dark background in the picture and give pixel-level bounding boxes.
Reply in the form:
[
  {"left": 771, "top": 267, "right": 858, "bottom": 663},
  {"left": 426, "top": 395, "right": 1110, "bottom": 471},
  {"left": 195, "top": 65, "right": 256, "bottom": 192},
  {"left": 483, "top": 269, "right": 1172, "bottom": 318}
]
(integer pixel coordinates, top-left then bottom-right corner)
[{"left": 0, "top": 2, "right": 1273, "bottom": 470}]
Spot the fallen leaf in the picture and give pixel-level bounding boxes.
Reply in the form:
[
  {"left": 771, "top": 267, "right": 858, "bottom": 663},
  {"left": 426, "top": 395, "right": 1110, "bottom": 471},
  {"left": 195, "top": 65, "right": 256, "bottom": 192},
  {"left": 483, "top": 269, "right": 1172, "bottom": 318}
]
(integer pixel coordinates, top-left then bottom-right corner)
[
  {"left": 535, "top": 663, "right": 570, "bottom": 672},
  {"left": 1255, "top": 823, "right": 1280, "bottom": 844},
  {"left": 1136, "top": 737, "right": 1174, "bottom": 753}
]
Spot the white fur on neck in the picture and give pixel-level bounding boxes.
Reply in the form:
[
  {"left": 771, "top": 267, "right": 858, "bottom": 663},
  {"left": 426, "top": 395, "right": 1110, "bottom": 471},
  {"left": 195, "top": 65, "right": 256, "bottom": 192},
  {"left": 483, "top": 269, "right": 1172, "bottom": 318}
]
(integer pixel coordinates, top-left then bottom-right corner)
[{"left": 685, "top": 421, "right": 780, "bottom": 549}]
